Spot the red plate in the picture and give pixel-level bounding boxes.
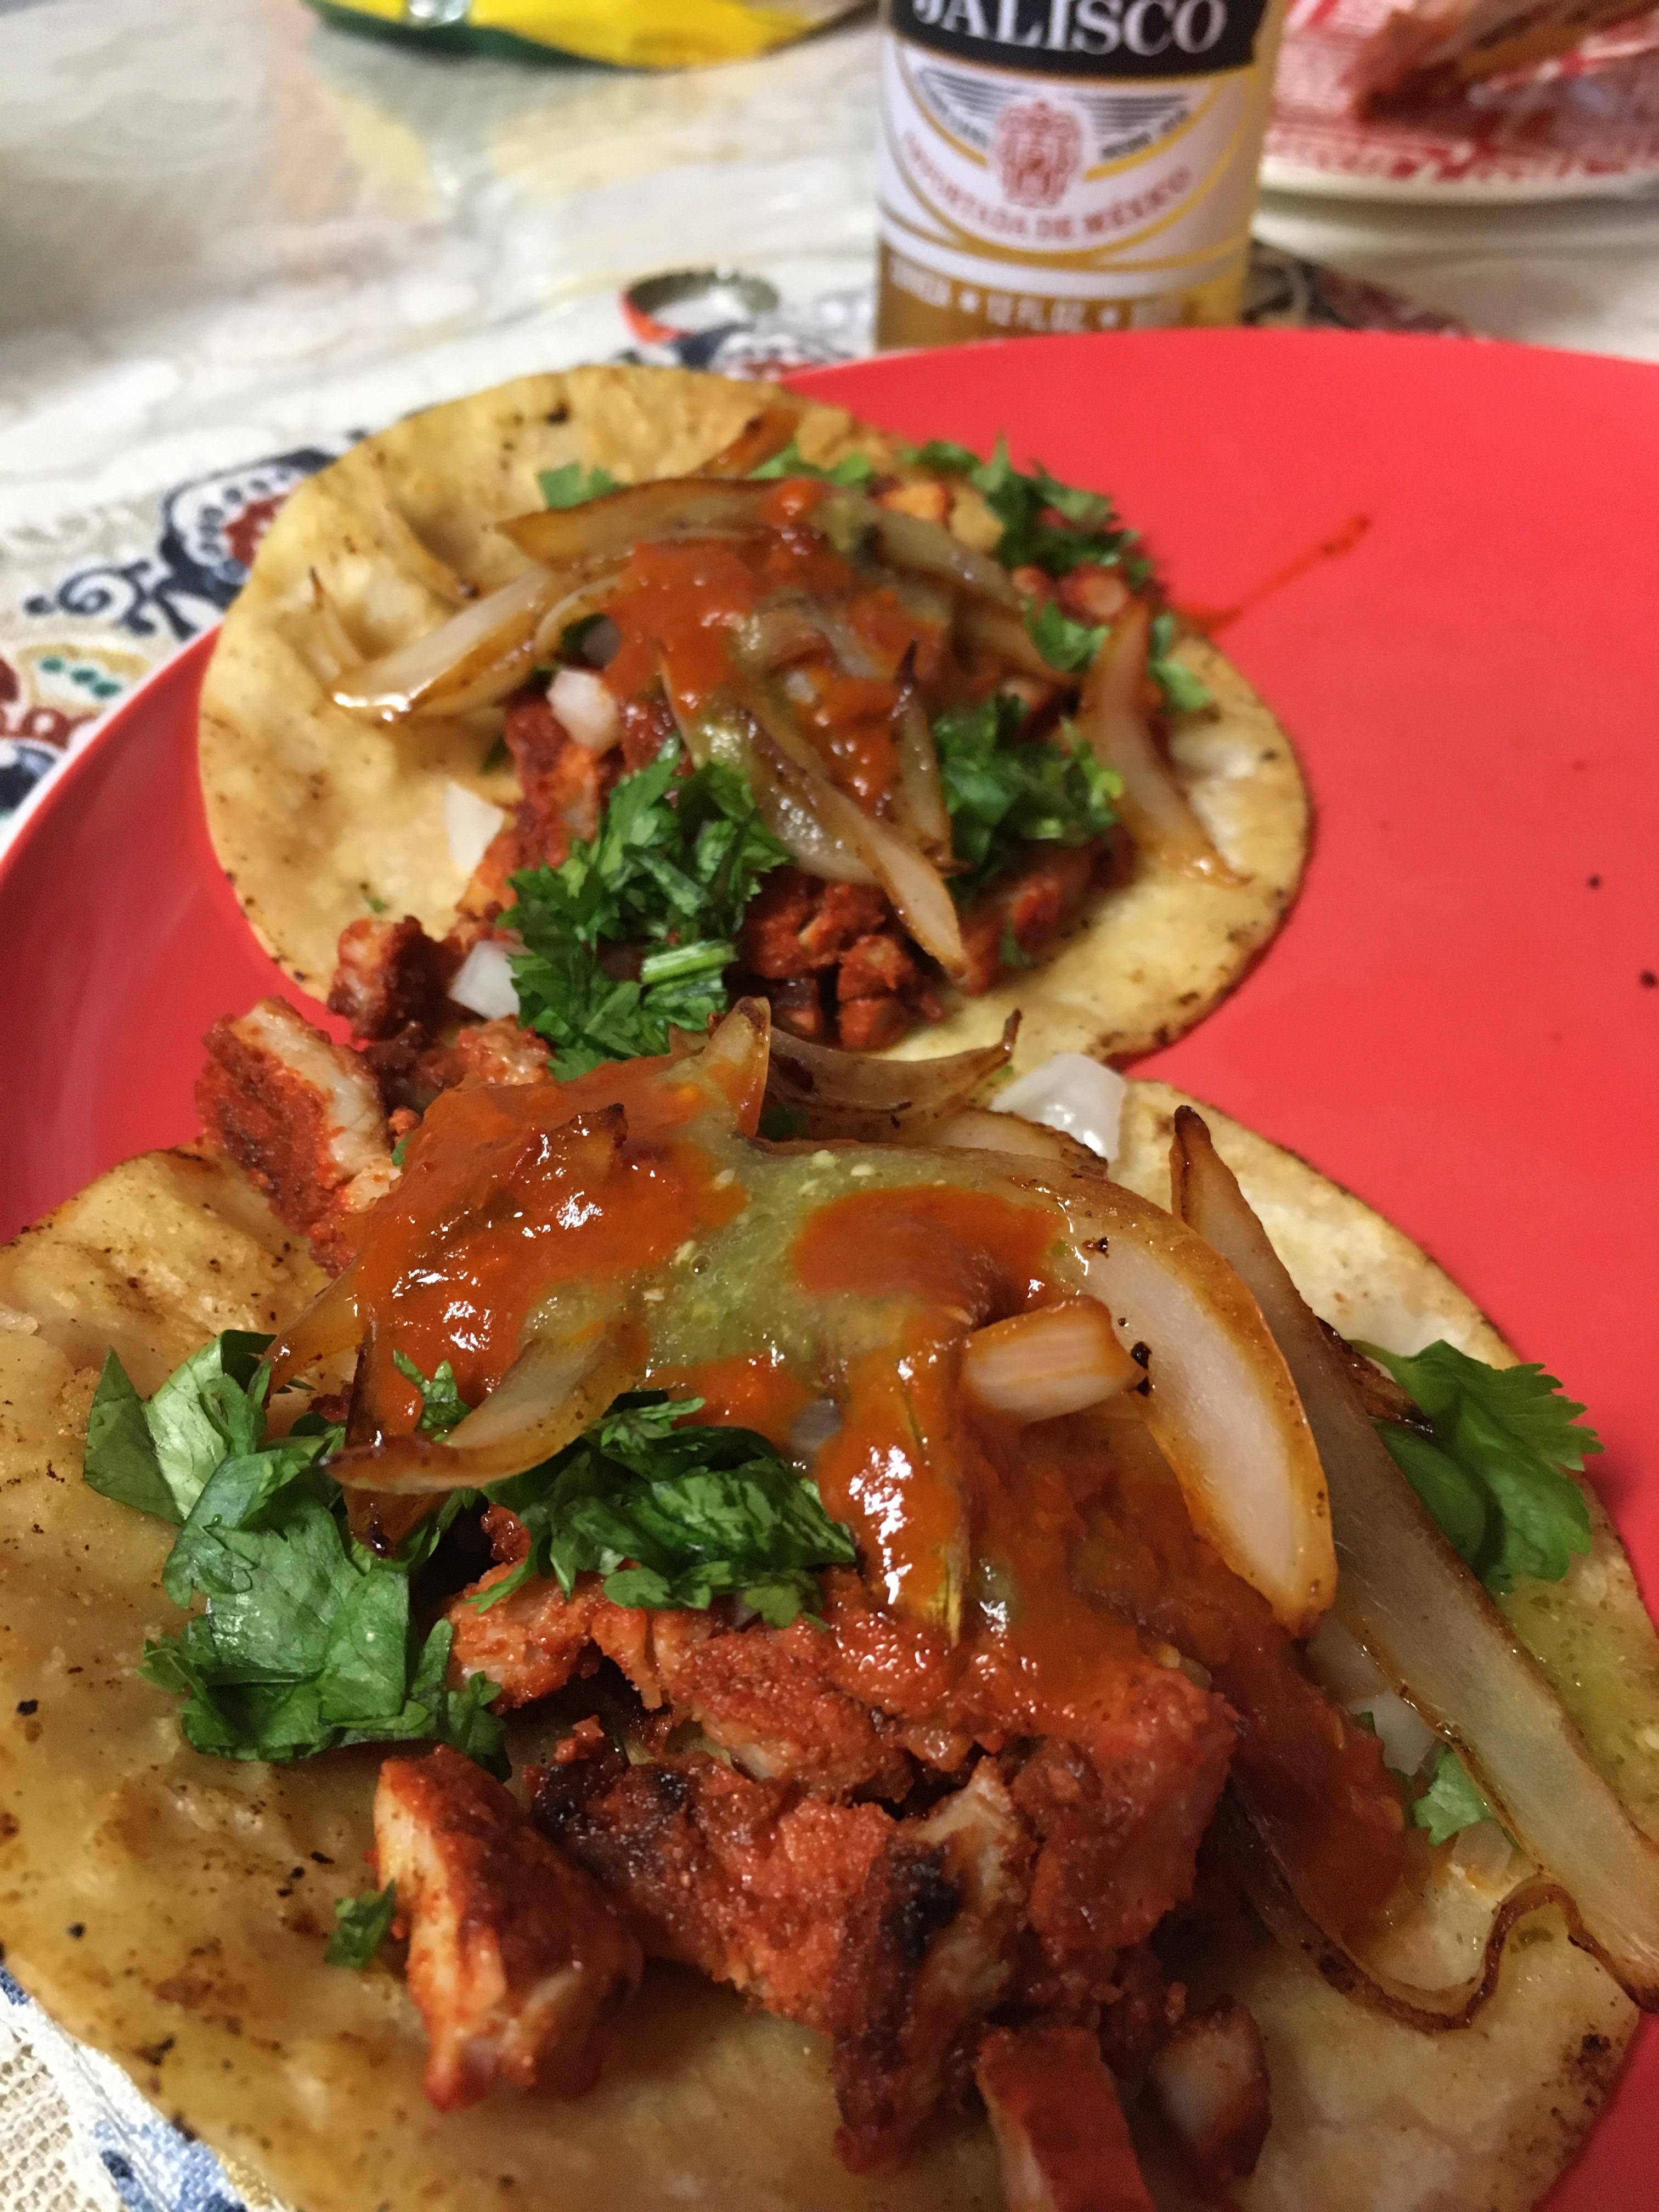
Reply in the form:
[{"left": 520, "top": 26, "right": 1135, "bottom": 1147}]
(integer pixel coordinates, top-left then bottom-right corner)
[{"left": 0, "top": 328, "right": 1655, "bottom": 2203}]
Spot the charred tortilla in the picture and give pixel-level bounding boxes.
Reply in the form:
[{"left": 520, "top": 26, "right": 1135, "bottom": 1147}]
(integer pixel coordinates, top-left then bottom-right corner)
[
  {"left": 197, "top": 364, "right": 1307, "bottom": 1064},
  {"left": 0, "top": 1089, "right": 1649, "bottom": 2212}
]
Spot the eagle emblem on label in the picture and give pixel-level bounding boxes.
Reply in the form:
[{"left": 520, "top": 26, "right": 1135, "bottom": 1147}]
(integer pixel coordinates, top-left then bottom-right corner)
[{"left": 993, "top": 98, "right": 1086, "bottom": 205}]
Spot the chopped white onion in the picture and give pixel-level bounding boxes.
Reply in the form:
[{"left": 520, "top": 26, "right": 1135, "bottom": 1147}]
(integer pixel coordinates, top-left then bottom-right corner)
[
  {"left": 994, "top": 1053, "right": 1126, "bottom": 1161},
  {"left": 961, "top": 1299, "right": 1139, "bottom": 1424},
  {"left": 548, "top": 664, "right": 621, "bottom": 752},
  {"left": 443, "top": 780, "right": 507, "bottom": 878},
  {"left": 449, "top": 938, "right": 520, "bottom": 1021},
  {"left": 1348, "top": 1692, "right": 1438, "bottom": 1781}
]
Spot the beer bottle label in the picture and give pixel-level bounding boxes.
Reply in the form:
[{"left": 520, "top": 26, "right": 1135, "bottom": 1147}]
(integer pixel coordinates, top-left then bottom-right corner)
[{"left": 875, "top": 0, "right": 1285, "bottom": 345}]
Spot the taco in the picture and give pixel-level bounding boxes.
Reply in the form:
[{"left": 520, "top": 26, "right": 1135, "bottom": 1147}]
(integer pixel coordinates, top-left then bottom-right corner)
[
  {"left": 0, "top": 1002, "right": 1653, "bottom": 2212},
  {"left": 198, "top": 364, "right": 1307, "bottom": 1076}
]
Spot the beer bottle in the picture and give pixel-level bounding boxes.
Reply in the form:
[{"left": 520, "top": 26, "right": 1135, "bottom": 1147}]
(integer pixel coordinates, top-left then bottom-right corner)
[{"left": 874, "top": 0, "right": 1286, "bottom": 345}]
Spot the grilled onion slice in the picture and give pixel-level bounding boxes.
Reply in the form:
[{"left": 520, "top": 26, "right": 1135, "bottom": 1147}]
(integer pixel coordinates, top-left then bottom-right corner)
[
  {"left": 329, "top": 566, "right": 561, "bottom": 724},
  {"left": 909, "top": 1144, "right": 1336, "bottom": 1637},
  {"left": 765, "top": 1018, "right": 1016, "bottom": 1142},
  {"left": 1171, "top": 1105, "right": 1659, "bottom": 2010},
  {"left": 1077, "top": 602, "right": 1230, "bottom": 878},
  {"left": 500, "top": 479, "right": 781, "bottom": 571},
  {"left": 331, "top": 1306, "right": 647, "bottom": 1493}
]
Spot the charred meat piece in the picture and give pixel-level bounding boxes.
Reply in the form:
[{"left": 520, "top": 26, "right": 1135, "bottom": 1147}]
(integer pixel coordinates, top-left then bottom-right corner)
[
  {"left": 329, "top": 915, "right": 459, "bottom": 1043},
  {"left": 829, "top": 1764, "right": 1031, "bottom": 2171},
  {"left": 196, "top": 996, "right": 394, "bottom": 1269},
  {"left": 959, "top": 843, "right": 1098, "bottom": 997},
  {"left": 459, "top": 688, "right": 623, "bottom": 916},
  {"left": 535, "top": 1751, "right": 893, "bottom": 2034},
  {"left": 976, "top": 2022, "right": 1156, "bottom": 2212},
  {"left": 374, "top": 1745, "right": 642, "bottom": 2109},
  {"left": 1144, "top": 1997, "right": 1271, "bottom": 2197},
  {"left": 738, "top": 870, "right": 890, "bottom": 981}
]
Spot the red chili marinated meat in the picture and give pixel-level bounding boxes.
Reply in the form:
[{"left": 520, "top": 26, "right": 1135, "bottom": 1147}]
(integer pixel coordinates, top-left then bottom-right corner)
[
  {"left": 738, "top": 870, "right": 890, "bottom": 980},
  {"left": 959, "top": 843, "right": 1098, "bottom": 996},
  {"left": 329, "top": 915, "right": 460, "bottom": 1043}
]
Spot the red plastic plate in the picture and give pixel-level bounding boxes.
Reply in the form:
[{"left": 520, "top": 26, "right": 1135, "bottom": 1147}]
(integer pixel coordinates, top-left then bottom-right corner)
[{"left": 0, "top": 328, "right": 1654, "bottom": 2203}]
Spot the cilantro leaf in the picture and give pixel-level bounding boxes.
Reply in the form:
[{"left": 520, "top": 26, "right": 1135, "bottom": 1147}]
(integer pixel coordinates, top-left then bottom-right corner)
[
  {"left": 538, "top": 462, "right": 619, "bottom": 509},
  {"left": 925, "top": 436, "right": 1138, "bottom": 579},
  {"left": 933, "top": 696, "right": 1119, "bottom": 901},
  {"left": 392, "top": 1351, "right": 467, "bottom": 1438},
  {"left": 326, "top": 1881, "right": 398, "bottom": 1970},
  {"left": 904, "top": 438, "right": 980, "bottom": 473},
  {"left": 1361, "top": 1339, "right": 1598, "bottom": 1593},
  {"left": 1148, "top": 610, "right": 1213, "bottom": 716},
  {"left": 748, "top": 438, "right": 876, "bottom": 489},
  {"left": 503, "top": 737, "right": 788, "bottom": 1076},
  {"left": 477, "top": 1392, "right": 856, "bottom": 1628},
  {"left": 1411, "top": 1744, "right": 1499, "bottom": 1846},
  {"left": 85, "top": 1333, "right": 274, "bottom": 1524},
  {"left": 1026, "top": 599, "right": 1105, "bottom": 675},
  {"left": 92, "top": 1340, "right": 505, "bottom": 1772}
]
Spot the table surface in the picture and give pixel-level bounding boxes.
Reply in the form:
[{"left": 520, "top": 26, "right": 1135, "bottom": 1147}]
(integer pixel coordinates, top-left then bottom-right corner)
[{"left": 3, "top": 0, "right": 1659, "bottom": 539}]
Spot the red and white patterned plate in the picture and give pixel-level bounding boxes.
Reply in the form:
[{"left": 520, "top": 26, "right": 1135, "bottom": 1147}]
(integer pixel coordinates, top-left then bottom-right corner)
[{"left": 1264, "top": 0, "right": 1659, "bottom": 200}]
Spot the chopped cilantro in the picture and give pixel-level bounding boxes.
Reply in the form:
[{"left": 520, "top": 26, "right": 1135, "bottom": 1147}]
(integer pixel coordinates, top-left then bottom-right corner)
[
  {"left": 538, "top": 462, "right": 619, "bottom": 509},
  {"left": 391, "top": 1351, "right": 467, "bottom": 1438},
  {"left": 905, "top": 438, "right": 980, "bottom": 473},
  {"left": 1360, "top": 1339, "right": 1599, "bottom": 1594},
  {"left": 476, "top": 1392, "right": 856, "bottom": 1629},
  {"left": 907, "top": 435, "right": 1138, "bottom": 579},
  {"left": 748, "top": 438, "right": 876, "bottom": 489},
  {"left": 1026, "top": 599, "right": 1106, "bottom": 675},
  {"left": 390, "top": 1132, "right": 411, "bottom": 1170},
  {"left": 1149, "top": 610, "right": 1213, "bottom": 716},
  {"left": 479, "top": 734, "right": 510, "bottom": 775},
  {"left": 326, "top": 1882, "right": 398, "bottom": 1970},
  {"left": 86, "top": 1331, "right": 274, "bottom": 1525},
  {"left": 1411, "top": 1745, "right": 1500, "bottom": 1846},
  {"left": 503, "top": 737, "right": 788, "bottom": 1076},
  {"left": 87, "top": 1336, "right": 504, "bottom": 1771},
  {"left": 933, "top": 696, "right": 1119, "bottom": 901}
]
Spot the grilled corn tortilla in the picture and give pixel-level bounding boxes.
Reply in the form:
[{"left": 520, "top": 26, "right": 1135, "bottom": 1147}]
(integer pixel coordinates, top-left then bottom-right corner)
[
  {"left": 0, "top": 1089, "right": 1650, "bottom": 2211},
  {"left": 198, "top": 364, "right": 1307, "bottom": 1063}
]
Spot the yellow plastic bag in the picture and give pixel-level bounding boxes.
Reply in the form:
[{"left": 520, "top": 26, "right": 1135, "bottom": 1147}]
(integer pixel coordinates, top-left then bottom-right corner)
[{"left": 311, "top": 0, "right": 867, "bottom": 70}]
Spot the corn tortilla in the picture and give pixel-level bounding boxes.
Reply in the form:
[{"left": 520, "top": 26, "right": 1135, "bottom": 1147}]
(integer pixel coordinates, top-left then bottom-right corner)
[
  {"left": 0, "top": 1088, "right": 1648, "bottom": 2211},
  {"left": 198, "top": 364, "right": 1307, "bottom": 1065}
]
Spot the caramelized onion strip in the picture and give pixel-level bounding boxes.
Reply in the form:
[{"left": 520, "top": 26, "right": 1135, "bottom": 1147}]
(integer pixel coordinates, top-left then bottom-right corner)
[
  {"left": 1077, "top": 602, "right": 1231, "bottom": 879},
  {"left": 902, "top": 1143, "right": 1336, "bottom": 1637},
  {"left": 330, "top": 1309, "right": 646, "bottom": 1493},
  {"left": 1219, "top": 1792, "right": 1593, "bottom": 2034},
  {"left": 660, "top": 672, "right": 875, "bottom": 887},
  {"left": 764, "top": 1018, "right": 1016, "bottom": 1142},
  {"left": 891, "top": 647, "right": 953, "bottom": 860},
  {"left": 1172, "top": 1107, "right": 1659, "bottom": 2009},
  {"left": 330, "top": 566, "right": 560, "bottom": 724},
  {"left": 500, "top": 479, "right": 780, "bottom": 571},
  {"left": 732, "top": 669, "right": 968, "bottom": 977},
  {"left": 857, "top": 499, "right": 1022, "bottom": 610}
]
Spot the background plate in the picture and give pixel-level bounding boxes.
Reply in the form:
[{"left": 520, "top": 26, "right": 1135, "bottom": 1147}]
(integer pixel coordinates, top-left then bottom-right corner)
[
  {"left": 1266, "top": 0, "right": 1659, "bottom": 202},
  {"left": 0, "top": 326, "right": 1655, "bottom": 2207}
]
